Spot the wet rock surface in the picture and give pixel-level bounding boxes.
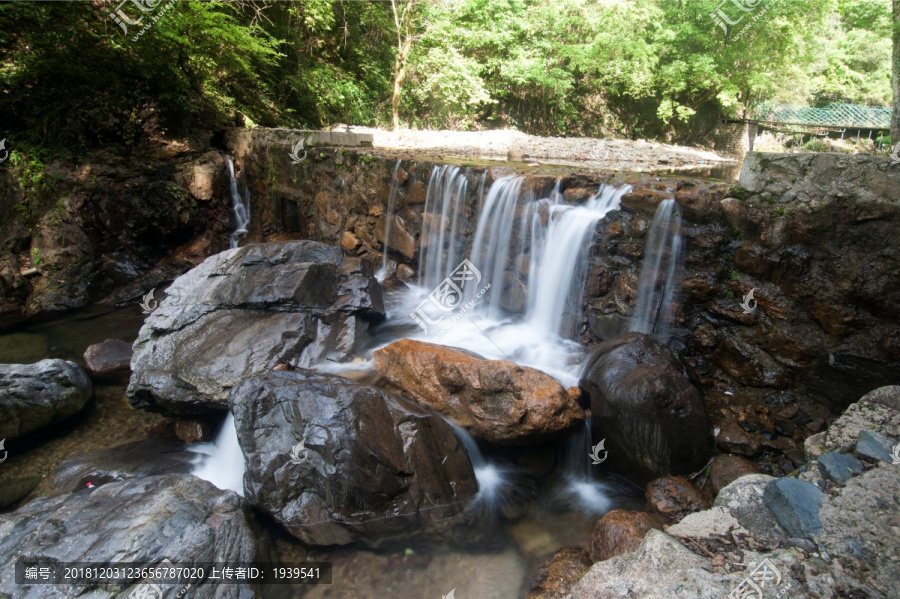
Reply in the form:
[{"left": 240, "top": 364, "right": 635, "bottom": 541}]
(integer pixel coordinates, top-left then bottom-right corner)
[
  {"left": 580, "top": 332, "right": 714, "bottom": 482},
  {"left": 804, "top": 385, "right": 900, "bottom": 462},
  {"left": 526, "top": 546, "right": 593, "bottom": 599},
  {"left": 713, "top": 474, "right": 789, "bottom": 546},
  {"left": 708, "top": 454, "right": 762, "bottom": 493},
  {"left": 52, "top": 436, "right": 192, "bottom": 493},
  {"left": 0, "top": 474, "right": 270, "bottom": 599},
  {"left": 229, "top": 369, "right": 477, "bottom": 546},
  {"left": 128, "top": 241, "right": 385, "bottom": 413},
  {"left": 590, "top": 509, "right": 663, "bottom": 562},
  {"left": 645, "top": 476, "right": 708, "bottom": 522},
  {"left": 373, "top": 339, "right": 584, "bottom": 444},
  {"left": 83, "top": 338, "right": 132, "bottom": 382},
  {"left": 0, "top": 359, "right": 93, "bottom": 440}
]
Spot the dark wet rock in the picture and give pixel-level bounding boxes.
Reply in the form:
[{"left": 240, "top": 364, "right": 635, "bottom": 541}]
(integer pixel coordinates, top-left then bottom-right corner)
[
  {"left": 229, "top": 369, "right": 477, "bottom": 546},
  {"left": 590, "top": 509, "right": 664, "bottom": 562},
  {"left": 83, "top": 338, "right": 132, "bottom": 382},
  {"left": 713, "top": 337, "right": 790, "bottom": 388},
  {"left": 817, "top": 452, "right": 862, "bottom": 483},
  {"left": 53, "top": 437, "right": 192, "bottom": 493},
  {"left": 526, "top": 546, "right": 592, "bottom": 599},
  {"left": 709, "top": 454, "right": 762, "bottom": 494},
  {"left": 0, "top": 474, "right": 270, "bottom": 599},
  {"left": 0, "top": 359, "right": 93, "bottom": 440},
  {"left": 763, "top": 478, "right": 824, "bottom": 539},
  {"left": 580, "top": 332, "right": 713, "bottom": 483},
  {"left": 128, "top": 241, "right": 385, "bottom": 414},
  {"left": 620, "top": 189, "right": 669, "bottom": 215},
  {"left": 0, "top": 475, "right": 41, "bottom": 510},
  {"left": 716, "top": 420, "right": 764, "bottom": 457},
  {"left": 175, "top": 417, "right": 213, "bottom": 443},
  {"left": 854, "top": 429, "right": 895, "bottom": 463},
  {"left": 374, "top": 339, "right": 584, "bottom": 444},
  {"left": 645, "top": 476, "right": 708, "bottom": 522}
]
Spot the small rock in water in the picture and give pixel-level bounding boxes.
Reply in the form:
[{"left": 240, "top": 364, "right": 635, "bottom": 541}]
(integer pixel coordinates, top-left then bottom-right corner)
[
  {"left": 854, "top": 429, "right": 895, "bottom": 463},
  {"left": 645, "top": 476, "right": 707, "bottom": 522},
  {"left": 817, "top": 452, "right": 862, "bottom": 483},
  {"left": 763, "top": 478, "right": 824, "bottom": 539}
]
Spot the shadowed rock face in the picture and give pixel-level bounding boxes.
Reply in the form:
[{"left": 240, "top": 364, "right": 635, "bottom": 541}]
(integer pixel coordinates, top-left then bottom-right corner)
[
  {"left": 229, "top": 369, "right": 478, "bottom": 547},
  {"left": 0, "top": 474, "right": 271, "bottom": 599},
  {"left": 373, "top": 339, "right": 585, "bottom": 444},
  {"left": 0, "top": 359, "right": 93, "bottom": 440},
  {"left": 580, "top": 332, "right": 713, "bottom": 484},
  {"left": 127, "top": 241, "right": 385, "bottom": 414}
]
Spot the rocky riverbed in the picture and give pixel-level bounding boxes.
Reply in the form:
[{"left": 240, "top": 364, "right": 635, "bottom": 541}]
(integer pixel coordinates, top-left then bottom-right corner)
[{"left": 1, "top": 131, "right": 898, "bottom": 598}]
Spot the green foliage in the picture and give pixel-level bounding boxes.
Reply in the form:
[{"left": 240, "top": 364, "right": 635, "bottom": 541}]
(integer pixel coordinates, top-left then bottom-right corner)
[
  {"left": 31, "top": 247, "right": 44, "bottom": 266},
  {"left": 0, "top": 0, "right": 892, "bottom": 147}
]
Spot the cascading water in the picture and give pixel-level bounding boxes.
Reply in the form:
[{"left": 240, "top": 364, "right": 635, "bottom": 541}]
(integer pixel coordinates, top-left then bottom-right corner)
[
  {"left": 558, "top": 416, "right": 612, "bottom": 515},
  {"left": 448, "top": 421, "right": 515, "bottom": 515},
  {"left": 386, "top": 178, "right": 632, "bottom": 387},
  {"left": 191, "top": 412, "right": 245, "bottom": 496},
  {"left": 526, "top": 184, "right": 631, "bottom": 336},
  {"left": 629, "top": 198, "right": 683, "bottom": 340},
  {"left": 418, "top": 165, "right": 469, "bottom": 286},
  {"left": 378, "top": 159, "right": 403, "bottom": 280},
  {"left": 226, "top": 156, "right": 251, "bottom": 249}
]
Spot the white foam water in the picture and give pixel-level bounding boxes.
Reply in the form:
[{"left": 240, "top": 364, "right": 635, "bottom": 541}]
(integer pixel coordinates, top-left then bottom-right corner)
[{"left": 191, "top": 412, "right": 245, "bottom": 496}]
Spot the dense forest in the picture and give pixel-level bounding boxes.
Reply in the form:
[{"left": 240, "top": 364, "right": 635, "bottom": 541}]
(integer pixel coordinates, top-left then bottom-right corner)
[{"left": 0, "top": 0, "right": 892, "bottom": 151}]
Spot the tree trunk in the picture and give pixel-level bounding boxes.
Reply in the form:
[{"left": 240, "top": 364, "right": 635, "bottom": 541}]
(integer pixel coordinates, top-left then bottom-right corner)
[{"left": 893, "top": 0, "right": 900, "bottom": 141}]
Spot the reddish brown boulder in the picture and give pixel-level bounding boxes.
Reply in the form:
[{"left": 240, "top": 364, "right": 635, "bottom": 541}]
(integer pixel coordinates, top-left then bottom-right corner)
[
  {"left": 709, "top": 454, "right": 762, "bottom": 494},
  {"left": 590, "top": 510, "right": 663, "bottom": 562},
  {"left": 527, "top": 546, "right": 593, "bottom": 599},
  {"left": 645, "top": 476, "right": 708, "bottom": 521},
  {"left": 372, "top": 339, "right": 584, "bottom": 444},
  {"left": 83, "top": 339, "right": 132, "bottom": 382}
]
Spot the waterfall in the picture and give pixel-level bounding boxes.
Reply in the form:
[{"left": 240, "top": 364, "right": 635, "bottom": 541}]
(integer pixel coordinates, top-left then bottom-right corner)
[
  {"left": 448, "top": 421, "right": 514, "bottom": 514},
  {"left": 378, "top": 159, "right": 403, "bottom": 280},
  {"left": 225, "top": 156, "right": 251, "bottom": 249},
  {"left": 525, "top": 184, "right": 631, "bottom": 335},
  {"left": 559, "top": 416, "right": 613, "bottom": 515},
  {"left": 191, "top": 412, "right": 245, "bottom": 496},
  {"left": 418, "top": 165, "right": 469, "bottom": 286},
  {"left": 630, "top": 198, "right": 683, "bottom": 340},
  {"left": 467, "top": 175, "right": 526, "bottom": 317}
]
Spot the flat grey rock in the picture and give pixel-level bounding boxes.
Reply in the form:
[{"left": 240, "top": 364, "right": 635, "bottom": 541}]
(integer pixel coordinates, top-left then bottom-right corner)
[
  {"left": 817, "top": 452, "right": 862, "bottom": 483},
  {"left": 855, "top": 428, "right": 895, "bottom": 463},
  {"left": 763, "top": 478, "right": 824, "bottom": 539}
]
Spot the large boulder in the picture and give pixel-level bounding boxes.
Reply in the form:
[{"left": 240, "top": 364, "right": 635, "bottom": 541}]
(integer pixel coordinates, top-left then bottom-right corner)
[
  {"left": 0, "top": 474, "right": 271, "bottom": 599},
  {"left": 229, "top": 369, "right": 478, "bottom": 546},
  {"left": 373, "top": 339, "right": 584, "bottom": 444},
  {"left": 128, "top": 241, "right": 384, "bottom": 414},
  {"left": 579, "top": 332, "right": 714, "bottom": 483},
  {"left": 0, "top": 359, "right": 93, "bottom": 440}
]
